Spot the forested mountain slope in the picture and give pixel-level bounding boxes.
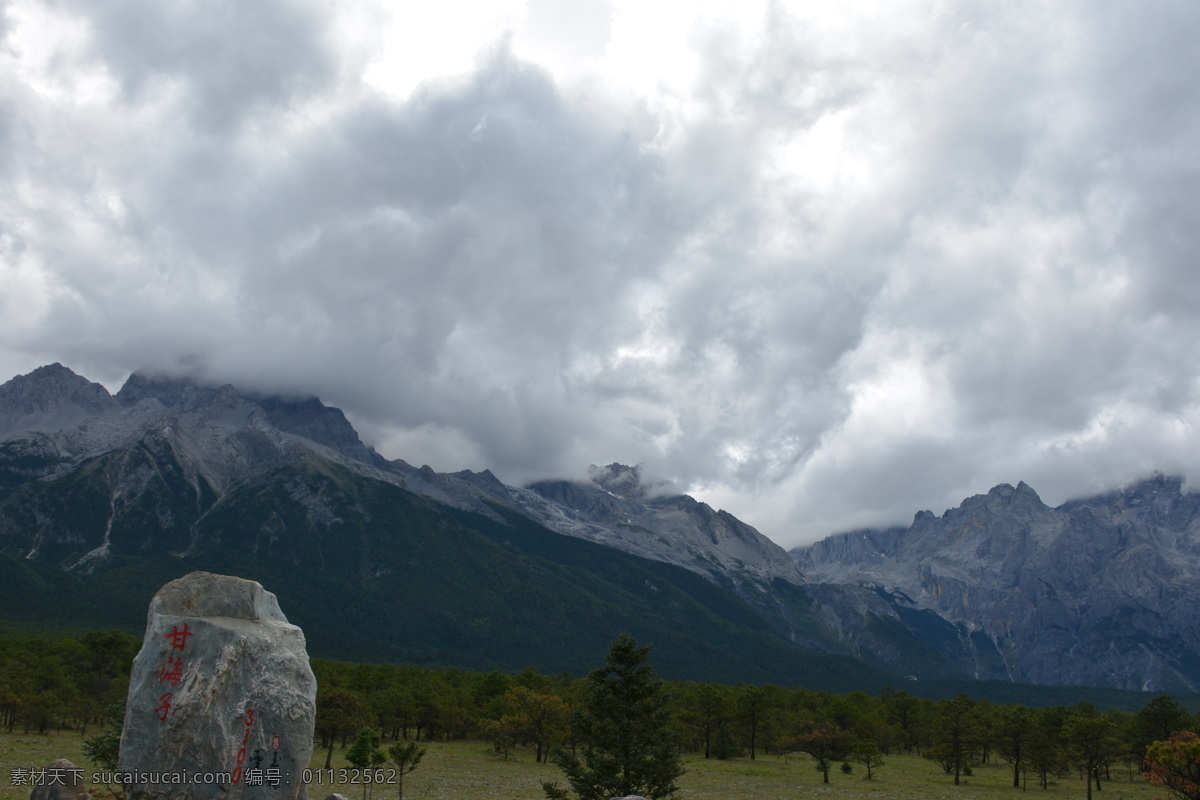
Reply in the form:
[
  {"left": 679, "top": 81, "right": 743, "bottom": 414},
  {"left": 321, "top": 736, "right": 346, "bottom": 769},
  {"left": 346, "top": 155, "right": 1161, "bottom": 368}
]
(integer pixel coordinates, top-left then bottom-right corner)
[{"left": 0, "top": 364, "right": 886, "bottom": 689}]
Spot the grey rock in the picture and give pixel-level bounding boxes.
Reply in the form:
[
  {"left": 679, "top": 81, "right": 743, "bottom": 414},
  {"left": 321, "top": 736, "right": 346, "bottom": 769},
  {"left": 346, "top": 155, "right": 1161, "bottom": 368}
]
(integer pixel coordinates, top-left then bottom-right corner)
[
  {"left": 792, "top": 475, "right": 1200, "bottom": 691},
  {"left": 379, "top": 454, "right": 816, "bottom": 605},
  {"left": 118, "top": 374, "right": 389, "bottom": 469},
  {"left": 500, "top": 463, "right": 826, "bottom": 648},
  {"left": 0, "top": 369, "right": 389, "bottom": 567},
  {"left": 519, "top": 463, "right": 806, "bottom": 587},
  {"left": 1, "top": 365, "right": 798, "bottom": 603},
  {"left": 0, "top": 363, "right": 115, "bottom": 438},
  {"left": 29, "top": 758, "right": 91, "bottom": 800},
  {"left": 116, "top": 372, "right": 242, "bottom": 413},
  {"left": 119, "top": 572, "right": 316, "bottom": 800},
  {"left": 251, "top": 394, "right": 389, "bottom": 470}
]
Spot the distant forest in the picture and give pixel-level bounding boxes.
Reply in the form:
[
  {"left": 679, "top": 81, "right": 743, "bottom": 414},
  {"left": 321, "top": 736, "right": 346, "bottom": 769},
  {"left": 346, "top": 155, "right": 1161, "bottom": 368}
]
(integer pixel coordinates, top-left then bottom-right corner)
[{"left": 2, "top": 631, "right": 1198, "bottom": 794}]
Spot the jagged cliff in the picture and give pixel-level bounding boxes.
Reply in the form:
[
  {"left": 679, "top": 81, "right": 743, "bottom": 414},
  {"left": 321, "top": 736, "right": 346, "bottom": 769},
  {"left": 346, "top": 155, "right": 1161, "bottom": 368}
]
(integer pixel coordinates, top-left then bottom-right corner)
[
  {"left": 793, "top": 478, "right": 1200, "bottom": 692},
  {"left": 516, "top": 463, "right": 805, "bottom": 587}
]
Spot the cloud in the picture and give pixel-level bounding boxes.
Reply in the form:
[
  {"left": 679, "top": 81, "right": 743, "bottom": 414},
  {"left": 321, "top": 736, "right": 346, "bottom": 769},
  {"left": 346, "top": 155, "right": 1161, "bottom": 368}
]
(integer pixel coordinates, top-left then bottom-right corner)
[
  {"left": 2, "top": 0, "right": 1199, "bottom": 546},
  {"left": 51, "top": 0, "right": 339, "bottom": 131}
]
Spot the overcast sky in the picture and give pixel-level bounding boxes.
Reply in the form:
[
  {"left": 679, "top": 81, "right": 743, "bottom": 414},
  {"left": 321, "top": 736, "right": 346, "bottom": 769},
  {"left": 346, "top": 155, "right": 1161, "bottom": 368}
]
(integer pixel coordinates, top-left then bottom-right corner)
[{"left": 2, "top": 0, "right": 1199, "bottom": 547}]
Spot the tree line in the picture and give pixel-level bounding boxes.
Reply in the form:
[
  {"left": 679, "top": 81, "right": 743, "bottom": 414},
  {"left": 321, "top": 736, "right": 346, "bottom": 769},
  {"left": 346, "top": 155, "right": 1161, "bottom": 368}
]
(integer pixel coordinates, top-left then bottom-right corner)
[
  {"left": 310, "top": 656, "right": 1198, "bottom": 788},
  {"left": 0, "top": 632, "right": 137, "bottom": 736},
  {"left": 3, "top": 631, "right": 1199, "bottom": 798}
]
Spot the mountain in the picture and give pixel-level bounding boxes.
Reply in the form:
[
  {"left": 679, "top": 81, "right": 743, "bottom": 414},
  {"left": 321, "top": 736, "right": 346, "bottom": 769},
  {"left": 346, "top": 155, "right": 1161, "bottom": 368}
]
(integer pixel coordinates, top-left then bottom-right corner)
[
  {"left": 0, "top": 363, "right": 116, "bottom": 436},
  {"left": 518, "top": 463, "right": 804, "bottom": 587},
  {"left": 0, "top": 364, "right": 888, "bottom": 689},
  {"left": 792, "top": 478, "right": 1200, "bottom": 692},
  {"left": 5, "top": 363, "right": 1197, "bottom": 698}
]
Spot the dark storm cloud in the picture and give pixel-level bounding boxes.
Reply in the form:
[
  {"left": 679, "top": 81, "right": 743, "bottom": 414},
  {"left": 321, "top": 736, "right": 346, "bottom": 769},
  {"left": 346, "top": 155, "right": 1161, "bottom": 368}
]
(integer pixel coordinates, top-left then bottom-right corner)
[
  {"left": 2, "top": 1, "right": 1200, "bottom": 545},
  {"left": 0, "top": 18, "right": 693, "bottom": 479}
]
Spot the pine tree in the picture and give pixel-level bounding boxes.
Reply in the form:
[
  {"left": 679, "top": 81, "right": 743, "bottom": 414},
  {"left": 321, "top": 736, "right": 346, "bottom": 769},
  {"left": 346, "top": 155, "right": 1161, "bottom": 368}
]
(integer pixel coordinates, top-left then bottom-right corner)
[
  {"left": 386, "top": 740, "right": 426, "bottom": 800},
  {"left": 345, "top": 727, "right": 386, "bottom": 800},
  {"left": 542, "top": 634, "right": 684, "bottom": 800}
]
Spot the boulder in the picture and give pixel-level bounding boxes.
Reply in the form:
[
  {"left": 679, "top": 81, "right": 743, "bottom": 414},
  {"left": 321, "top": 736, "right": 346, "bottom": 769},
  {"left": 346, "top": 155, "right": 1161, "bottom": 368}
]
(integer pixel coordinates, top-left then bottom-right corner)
[
  {"left": 119, "top": 572, "right": 316, "bottom": 800},
  {"left": 29, "top": 758, "right": 91, "bottom": 800}
]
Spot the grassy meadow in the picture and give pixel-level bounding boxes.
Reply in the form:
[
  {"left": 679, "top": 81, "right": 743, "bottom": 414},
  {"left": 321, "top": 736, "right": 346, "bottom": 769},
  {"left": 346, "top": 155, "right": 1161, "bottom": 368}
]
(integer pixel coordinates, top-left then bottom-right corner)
[{"left": 0, "top": 730, "right": 1164, "bottom": 800}]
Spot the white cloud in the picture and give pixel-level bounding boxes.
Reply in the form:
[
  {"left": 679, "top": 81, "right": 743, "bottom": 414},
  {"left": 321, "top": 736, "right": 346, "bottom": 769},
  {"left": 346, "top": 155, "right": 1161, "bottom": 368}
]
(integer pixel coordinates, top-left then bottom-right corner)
[{"left": 2, "top": 0, "right": 1200, "bottom": 546}]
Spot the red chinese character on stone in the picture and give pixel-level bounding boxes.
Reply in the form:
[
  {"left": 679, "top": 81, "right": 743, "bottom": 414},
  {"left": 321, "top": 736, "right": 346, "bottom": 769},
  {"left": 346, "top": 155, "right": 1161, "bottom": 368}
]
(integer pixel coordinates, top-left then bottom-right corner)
[
  {"left": 163, "top": 623, "right": 194, "bottom": 651},
  {"left": 158, "top": 657, "right": 184, "bottom": 686},
  {"left": 156, "top": 693, "right": 173, "bottom": 722}
]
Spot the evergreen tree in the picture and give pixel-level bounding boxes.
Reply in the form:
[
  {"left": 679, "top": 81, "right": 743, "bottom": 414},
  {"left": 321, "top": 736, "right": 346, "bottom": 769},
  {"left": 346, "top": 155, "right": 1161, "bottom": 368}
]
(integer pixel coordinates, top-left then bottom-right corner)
[
  {"left": 712, "top": 720, "right": 738, "bottom": 760},
  {"left": 82, "top": 700, "right": 125, "bottom": 799},
  {"left": 734, "top": 683, "right": 777, "bottom": 760},
  {"left": 1134, "top": 695, "right": 1192, "bottom": 760},
  {"left": 924, "top": 695, "right": 987, "bottom": 786},
  {"left": 542, "top": 634, "right": 684, "bottom": 800},
  {"left": 851, "top": 735, "right": 885, "bottom": 780},
  {"left": 316, "top": 686, "right": 372, "bottom": 768},
  {"left": 81, "top": 701, "right": 124, "bottom": 772},
  {"left": 346, "top": 726, "right": 386, "bottom": 769},
  {"left": 345, "top": 727, "right": 386, "bottom": 800},
  {"left": 386, "top": 740, "right": 426, "bottom": 800},
  {"left": 1062, "top": 706, "right": 1121, "bottom": 800},
  {"left": 794, "top": 724, "right": 853, "bottom": 784},
  {"left": 678, "top": 683, "right": 729, "bottom": 759},
  {"left": 994, "top": 705, "right": 1034, "bottom": 788}
]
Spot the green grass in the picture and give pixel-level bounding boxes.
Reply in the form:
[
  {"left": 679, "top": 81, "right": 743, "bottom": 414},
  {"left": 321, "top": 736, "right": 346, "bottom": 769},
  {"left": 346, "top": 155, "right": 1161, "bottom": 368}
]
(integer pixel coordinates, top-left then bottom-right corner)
[
  {"left": 0, "top": 732, "right": 1164, "bottom": 800},
  {"left": 1, "top": 732, "right": 92, "bottom": 800},
  {"left": 675, "top": 751, "right": 1160, "bottom": 800}
]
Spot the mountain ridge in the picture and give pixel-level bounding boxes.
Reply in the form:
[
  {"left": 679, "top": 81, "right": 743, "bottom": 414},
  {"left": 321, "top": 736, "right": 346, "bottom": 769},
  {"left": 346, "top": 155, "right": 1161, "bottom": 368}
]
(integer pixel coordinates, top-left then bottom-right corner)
[
  {"left": 0, "top": 363, "right": 886, "bottom": 688},
  {"left": 3, "top": 363, "right": 1198, "bottom": 694},
  {"left": 792, "top": 474, "right": 1200, "bottom": 691},
  {"left": 0, "top": 364, "right": 802, "bottom": 591}
]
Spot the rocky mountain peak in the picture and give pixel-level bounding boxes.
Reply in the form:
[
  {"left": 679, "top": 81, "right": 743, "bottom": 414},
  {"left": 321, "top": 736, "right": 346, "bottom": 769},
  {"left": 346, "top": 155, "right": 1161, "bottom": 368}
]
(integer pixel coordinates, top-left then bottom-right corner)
[
  {"left": 115, "top": 371, "right": 244, "bottom": 411},
  {"left": 112, "top": 371, "right": 387, "bottom": 468},
  {"left": 250, "top": 393, "right": 386, "bottom": 468},
  {"left": 521, "top": 462, "right": 806, "bottom": 596},
  {"left": 1112, "top": 473, "right": 1183, "bottom": 507},
  {"left": 451, "top": 468, "right": 510, "bottom": 496},
  {"left": 0, "top": 363, "right": 116, "bottom": 436},
  {"left": 935, "top": 479, "right": 1048, "bottom": 526},
  {"left": 587, "top": 462, "right": 645, "bottom": 498},
  {"left": 1059, "top": 474, "right": 1198, "bottom": 533},
  {"left": 792, "top": 476, "right": 1200, "bottom": 691},
  {"left": 0, "top": 362, "right": 113, "bottom": 405},
  {"left": 14, "top": 361, "right": 85, "bottom": 383}
]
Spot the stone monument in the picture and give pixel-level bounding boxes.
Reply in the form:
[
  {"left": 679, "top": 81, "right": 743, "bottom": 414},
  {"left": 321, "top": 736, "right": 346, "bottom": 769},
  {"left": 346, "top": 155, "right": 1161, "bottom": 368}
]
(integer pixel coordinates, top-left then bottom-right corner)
[{"left": 118, "top": 572, "right": 317, "bottom": 799}]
